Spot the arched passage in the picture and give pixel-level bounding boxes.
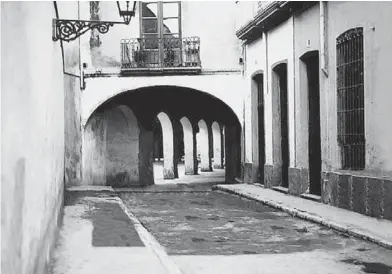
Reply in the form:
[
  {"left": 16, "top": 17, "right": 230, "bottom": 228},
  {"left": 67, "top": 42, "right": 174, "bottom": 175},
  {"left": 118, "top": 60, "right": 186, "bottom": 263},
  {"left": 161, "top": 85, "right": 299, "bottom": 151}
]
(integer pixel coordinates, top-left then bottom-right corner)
[
  {"left": 83, "top": 85, "right": 242, "bottom": 185},
  {"left": 157, "top": 112, "right": 176, "bottom": 179},
  {"left": 212, "top": 121, "right": 223, "bottom": 169},
  {"left": 198, "top": 119, "right": 212, "bottom": 172},
  {"left": 180, "top": 116, "right": 197, "bottom": 175}
]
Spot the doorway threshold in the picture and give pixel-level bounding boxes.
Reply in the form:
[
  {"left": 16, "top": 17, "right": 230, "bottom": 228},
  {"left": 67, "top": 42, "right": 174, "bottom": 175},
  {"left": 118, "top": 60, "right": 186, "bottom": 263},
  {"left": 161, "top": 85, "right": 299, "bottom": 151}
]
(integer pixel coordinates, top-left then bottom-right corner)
[
  {"left": 272, "top": 186, "right": 289, "bottom": 194},
  {"left": 300, "top": 193, "right": 321, "bottom": 202}
]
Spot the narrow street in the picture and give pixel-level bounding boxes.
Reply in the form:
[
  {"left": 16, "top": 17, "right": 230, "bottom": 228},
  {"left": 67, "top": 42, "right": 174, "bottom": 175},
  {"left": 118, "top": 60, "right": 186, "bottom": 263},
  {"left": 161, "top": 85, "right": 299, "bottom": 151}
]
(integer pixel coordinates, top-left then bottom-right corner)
[
  {"left": 119, "top": 183, "right": 392, "bottom": 274},
  {"left": 51, "top": 178, "right": 392, "bottom": 274}
]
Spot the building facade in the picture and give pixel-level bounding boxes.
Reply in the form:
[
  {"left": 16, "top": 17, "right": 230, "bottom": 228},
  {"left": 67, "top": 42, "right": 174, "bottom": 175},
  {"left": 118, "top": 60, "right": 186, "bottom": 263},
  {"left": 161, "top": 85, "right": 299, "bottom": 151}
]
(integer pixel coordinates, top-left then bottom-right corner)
[
  {"left": 77, "top": 1, "right": 245, "bottom": 187},
  {"left": 237, "top": 1, "right": 392, "bottom": 220}
]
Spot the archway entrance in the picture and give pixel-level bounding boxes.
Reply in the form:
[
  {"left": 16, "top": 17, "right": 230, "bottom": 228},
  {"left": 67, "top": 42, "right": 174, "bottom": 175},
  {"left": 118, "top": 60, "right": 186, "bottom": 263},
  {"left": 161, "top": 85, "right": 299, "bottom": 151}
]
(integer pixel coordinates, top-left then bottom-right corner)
[
  {"left": 84, "top": 85, "right": 241, "bottom": 186},
  {"left": 252, "top": 73, "right": 265, "bottom": 184},
  {"left": 273, "top": 63, "right": 289, "bottom": 188}
]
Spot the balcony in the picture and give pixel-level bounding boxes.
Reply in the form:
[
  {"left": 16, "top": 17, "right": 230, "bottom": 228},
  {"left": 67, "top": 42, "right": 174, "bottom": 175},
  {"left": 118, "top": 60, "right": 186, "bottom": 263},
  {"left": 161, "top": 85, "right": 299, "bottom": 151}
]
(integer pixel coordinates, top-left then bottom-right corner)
[{"left": 120, "top": 36, "right": 201, "bottom": 76}]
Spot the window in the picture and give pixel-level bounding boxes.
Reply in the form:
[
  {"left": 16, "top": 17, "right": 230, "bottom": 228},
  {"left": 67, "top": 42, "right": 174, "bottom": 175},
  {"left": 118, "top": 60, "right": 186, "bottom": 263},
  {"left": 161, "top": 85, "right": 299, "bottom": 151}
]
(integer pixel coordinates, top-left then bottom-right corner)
[
  {"left": 336, "top": 27, "right": 365, "bottom": 170},
  {"left": 139, "top": 1, "right": 181, "bottom": 66}
]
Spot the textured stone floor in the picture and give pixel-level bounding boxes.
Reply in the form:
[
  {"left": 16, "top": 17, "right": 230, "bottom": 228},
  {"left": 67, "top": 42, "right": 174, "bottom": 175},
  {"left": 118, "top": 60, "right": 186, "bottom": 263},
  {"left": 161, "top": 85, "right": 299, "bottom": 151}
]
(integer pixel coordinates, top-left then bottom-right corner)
[
  {"left": 119, "top": 184, "right": 392, "bottom": 274},
  {"left": 50, "top": 190, "right": 170, "bottom": 274}
]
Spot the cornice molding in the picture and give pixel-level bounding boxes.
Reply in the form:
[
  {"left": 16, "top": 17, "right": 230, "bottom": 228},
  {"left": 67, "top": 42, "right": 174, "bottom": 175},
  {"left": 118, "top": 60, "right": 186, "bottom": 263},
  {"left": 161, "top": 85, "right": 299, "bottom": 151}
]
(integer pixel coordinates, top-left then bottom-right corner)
[{"left": 236, "top": 1, "right": 316, "bottom": 43}]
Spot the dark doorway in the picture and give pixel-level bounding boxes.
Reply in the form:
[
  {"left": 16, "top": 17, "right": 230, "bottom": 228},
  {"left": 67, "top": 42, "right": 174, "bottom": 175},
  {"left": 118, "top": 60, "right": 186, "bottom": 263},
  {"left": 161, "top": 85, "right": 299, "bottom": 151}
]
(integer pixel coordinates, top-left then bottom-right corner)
[
  {"left": 255, "top": 74, "right": 265, "bottom": 184},
  {"left": 303, "top": 52, "right": 321, "bottom": 195},
  {"left": 275, "top": 64, "right": 289, "bottom": 188}
]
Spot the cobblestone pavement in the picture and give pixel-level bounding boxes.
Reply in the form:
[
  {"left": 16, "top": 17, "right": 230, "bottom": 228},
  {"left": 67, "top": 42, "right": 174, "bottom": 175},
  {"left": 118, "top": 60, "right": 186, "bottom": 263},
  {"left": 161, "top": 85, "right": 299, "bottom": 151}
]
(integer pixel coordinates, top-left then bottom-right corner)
[{"left": 119, "top": 183, "right": 392, "bottom": 274}]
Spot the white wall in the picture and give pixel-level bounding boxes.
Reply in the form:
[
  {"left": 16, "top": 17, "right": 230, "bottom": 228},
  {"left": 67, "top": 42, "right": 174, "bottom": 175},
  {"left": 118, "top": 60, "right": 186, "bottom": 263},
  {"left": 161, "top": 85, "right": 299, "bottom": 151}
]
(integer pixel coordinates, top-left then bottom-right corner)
[
  {"left": 265, "top": 18, "right": 295, "bottom": 166},
  {"left": 243, "top": 38, "right": 267, "bottom": 164},
  {"left": 82, "top": 73, "right": 244, "bottom": 128},
  {"left": 82, "top": 1, "right": 242, "bottom": 71},
  {"left": 324, "top": 2, "right": 392, "bottom": 173},
  {"left": 1, "top": 2, "right": 78, "bottom": 273}
]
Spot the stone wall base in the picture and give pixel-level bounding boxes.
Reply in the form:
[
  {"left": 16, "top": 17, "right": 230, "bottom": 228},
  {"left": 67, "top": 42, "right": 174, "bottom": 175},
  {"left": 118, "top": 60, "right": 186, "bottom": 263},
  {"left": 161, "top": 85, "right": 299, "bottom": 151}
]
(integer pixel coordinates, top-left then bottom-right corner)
[
  {"left": 321, "top": 171, "right": 392, "bottom": 221},
  {"left": 288, "top": 167, "right": 309, "bottom": 196},
  {"left": 243, "top": 163, "right": 259, "bottom": 184},
  {"left": 264, "top": 164, "right": 282, "bottom": 188}
]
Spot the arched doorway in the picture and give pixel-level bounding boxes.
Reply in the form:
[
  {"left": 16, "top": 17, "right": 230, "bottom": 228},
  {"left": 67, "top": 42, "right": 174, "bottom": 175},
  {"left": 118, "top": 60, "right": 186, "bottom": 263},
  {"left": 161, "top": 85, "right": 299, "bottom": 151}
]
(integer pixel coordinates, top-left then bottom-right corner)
[
  {"left": 272, "top": 62, "right": 289, "bottom": 188},
  {"left": 251, "top": 72, "right": 265, "bottom": 184},
  {"left": 301, "top": 50, "right": 321, "bottom": 195}
]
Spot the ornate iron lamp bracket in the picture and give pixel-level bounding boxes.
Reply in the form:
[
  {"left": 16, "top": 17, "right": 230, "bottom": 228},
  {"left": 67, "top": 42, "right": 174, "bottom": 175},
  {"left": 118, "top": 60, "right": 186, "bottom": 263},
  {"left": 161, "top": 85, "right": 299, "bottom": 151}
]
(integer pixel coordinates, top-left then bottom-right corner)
[{"left": 52, "top": 19, "right": 128, "bottom": 42}]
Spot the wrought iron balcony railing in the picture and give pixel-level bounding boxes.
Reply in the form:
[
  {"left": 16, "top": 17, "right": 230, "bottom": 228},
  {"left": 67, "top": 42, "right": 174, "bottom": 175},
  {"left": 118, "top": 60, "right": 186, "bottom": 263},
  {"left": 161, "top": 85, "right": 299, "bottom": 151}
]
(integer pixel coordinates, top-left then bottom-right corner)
[{"left": 121, "top": 36, "right": 201, "bottom": 72}]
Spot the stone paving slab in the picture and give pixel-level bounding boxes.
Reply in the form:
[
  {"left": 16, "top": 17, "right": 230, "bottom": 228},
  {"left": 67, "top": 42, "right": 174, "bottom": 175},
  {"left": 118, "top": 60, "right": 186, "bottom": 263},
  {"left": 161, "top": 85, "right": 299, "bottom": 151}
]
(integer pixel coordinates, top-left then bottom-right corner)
[
  {"left": 50, "top": 188, "right": 174, "bottom": 274},
  {"left": 214, "top": 184, "right": 392, "bottom": 249}
]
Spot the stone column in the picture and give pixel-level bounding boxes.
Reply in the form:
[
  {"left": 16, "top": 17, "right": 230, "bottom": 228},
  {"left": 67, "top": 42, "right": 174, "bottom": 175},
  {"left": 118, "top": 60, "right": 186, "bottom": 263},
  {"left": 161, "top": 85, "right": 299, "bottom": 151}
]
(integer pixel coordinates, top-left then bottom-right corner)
[
  {"left": 82, "top": 113, "right": 107, "bottom": 186},
  {"left": 180, "top": 117, "right": 196, "bottom": 175},
  {"left": 212, "top": 122, "right": 223, "bottom": 169},
  {"left": 158, "top": 112, "right": 175, "bottom": 179},
  {"left": 139, "top": 126, "right": 154, "bottom": 187},
  {"left": 198, "top": 120, "right": 212, "bottom": 172}
]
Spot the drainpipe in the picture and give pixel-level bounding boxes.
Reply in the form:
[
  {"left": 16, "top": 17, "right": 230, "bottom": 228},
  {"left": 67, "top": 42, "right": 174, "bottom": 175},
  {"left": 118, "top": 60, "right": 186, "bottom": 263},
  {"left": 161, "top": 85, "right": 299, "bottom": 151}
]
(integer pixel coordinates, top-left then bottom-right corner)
[
  {"left": 320, "top": 1, "right": 330, "bottom": 170},
  {"left": 264, "top": 30, "right": 269, "bottom": 168},
  {"left": 320, "top": 1, "right": 328, "bottom": 77},
  {"left": 292, "top": 16, "right": 297, "bottom": 168}
]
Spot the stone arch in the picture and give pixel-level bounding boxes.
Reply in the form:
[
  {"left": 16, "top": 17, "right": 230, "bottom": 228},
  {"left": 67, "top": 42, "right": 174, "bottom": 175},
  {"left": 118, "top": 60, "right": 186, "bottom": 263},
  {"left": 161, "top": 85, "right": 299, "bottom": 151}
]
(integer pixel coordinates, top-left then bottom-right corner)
[
  {"left": 198, "top": 119, "right": 212, "bottom": 172},
  {"left": 83, "top": 85, "right": 242, "bottom": 184},
  {"left": 212, "top": 122, "right": 223, "bottom": 169},
  {"left": 83, "top": 83, "right": 242, "bottom": 129},
  {"left": 180, "top": 116, "right": 197, "bottom": 175},
  {"left": 157, "top": 112, "right": 176, "bottom": 179}
]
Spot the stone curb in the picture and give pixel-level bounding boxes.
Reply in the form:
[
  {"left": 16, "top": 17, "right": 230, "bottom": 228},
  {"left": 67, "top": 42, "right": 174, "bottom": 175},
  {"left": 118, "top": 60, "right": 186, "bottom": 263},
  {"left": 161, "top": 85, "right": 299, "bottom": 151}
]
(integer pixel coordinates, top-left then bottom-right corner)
[
  {"left": 66, "top": 186, "right": 115, "bottom": 192},
  {"left": 113, "top": 196, "right": 185, "bottom": 274},
  {"left": 114, "top": 189, "right": 211, "bottom": 193},
  {"left": 213, "top": 185, "right": 392, "bottom": 250}
]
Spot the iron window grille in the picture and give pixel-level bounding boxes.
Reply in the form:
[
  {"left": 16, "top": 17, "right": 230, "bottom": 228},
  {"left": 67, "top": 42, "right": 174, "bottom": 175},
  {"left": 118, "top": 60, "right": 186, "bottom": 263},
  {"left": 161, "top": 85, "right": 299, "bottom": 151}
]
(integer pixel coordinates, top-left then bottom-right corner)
[{"left": 336, "top": 27, "right": 365, "bottom": 170}]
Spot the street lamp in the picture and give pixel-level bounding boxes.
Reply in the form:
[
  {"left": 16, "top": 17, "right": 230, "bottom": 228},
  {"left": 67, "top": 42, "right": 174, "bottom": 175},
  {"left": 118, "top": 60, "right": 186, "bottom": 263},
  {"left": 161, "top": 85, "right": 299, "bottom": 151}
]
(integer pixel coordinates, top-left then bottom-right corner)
[
  {"left": 117, "top": 1, "right": 137, "bottom": 25},
  {"left": 53, "top": 1, "right": 136, "bottom": 42}
]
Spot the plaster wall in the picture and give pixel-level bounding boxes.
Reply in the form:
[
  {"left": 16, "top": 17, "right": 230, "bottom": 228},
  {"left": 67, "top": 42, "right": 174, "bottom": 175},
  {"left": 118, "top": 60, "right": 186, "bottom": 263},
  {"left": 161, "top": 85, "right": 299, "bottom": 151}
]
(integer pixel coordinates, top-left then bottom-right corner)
[
  {"left": 244, "top": 37, "right": 267, "bottom": 166},
  {"left": 82, "top": 113, "right": 107, "bottom": 186},
  {"left": 293, "top": 4, "right": 320, "bottom": 169},
  {"left": 323, "top": 2, "right": 392, "bottom": 173},
  {"left": 82, "top": 73, "right": 243, "bottom": 128},
  {"left": 82, "top": 1, "right": 241, "bottom": 71},
  {"left": 265, "top": 18, "right": 295, "bottom": 166},
  {"left": 83, "top": 106, "right": 140, "bottom": 186},
  {"left": 60, "top": 2, "right": 83, "bottom": 187},
  {"left": 1, "top": 2, "right": 78, "bottom": 273},
  {"left": 105, "top": 106, "right": 140, "bottom": 186}
]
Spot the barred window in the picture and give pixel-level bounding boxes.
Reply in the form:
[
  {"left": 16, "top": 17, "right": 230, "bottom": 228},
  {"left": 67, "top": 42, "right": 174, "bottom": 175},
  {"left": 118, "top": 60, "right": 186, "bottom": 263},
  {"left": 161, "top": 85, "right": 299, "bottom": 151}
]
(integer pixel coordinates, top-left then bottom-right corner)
[{"left": 336, "top": 27, "right": 365, "bottom": 170}]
